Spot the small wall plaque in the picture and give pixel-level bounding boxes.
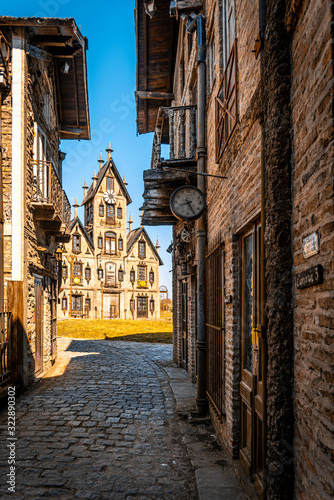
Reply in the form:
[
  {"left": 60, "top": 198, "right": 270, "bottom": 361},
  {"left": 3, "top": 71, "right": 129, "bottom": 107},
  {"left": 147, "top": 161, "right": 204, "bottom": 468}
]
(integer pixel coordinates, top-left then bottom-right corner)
[
  {"left": 296, "top": 265, "right": 323, "bottom": 289},
  {"left": 303, "top": 232, "right": 319, "bottom": 259}
]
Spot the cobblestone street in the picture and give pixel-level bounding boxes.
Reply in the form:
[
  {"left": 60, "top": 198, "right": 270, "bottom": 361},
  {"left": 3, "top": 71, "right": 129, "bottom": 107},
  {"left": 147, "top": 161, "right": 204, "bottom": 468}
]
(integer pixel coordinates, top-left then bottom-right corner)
[{"left": 0, "top": 339, "right": 200, "bottom": 499}]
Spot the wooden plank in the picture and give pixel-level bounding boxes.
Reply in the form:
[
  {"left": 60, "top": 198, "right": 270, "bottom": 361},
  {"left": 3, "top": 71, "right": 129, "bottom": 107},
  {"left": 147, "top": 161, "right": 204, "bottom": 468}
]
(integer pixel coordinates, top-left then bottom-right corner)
[
  {"left": 136, "top": 91, "right": 175, "bottom": 100},
  {"left": 7, "top": 281, "right": 24, "bottom": 386}
]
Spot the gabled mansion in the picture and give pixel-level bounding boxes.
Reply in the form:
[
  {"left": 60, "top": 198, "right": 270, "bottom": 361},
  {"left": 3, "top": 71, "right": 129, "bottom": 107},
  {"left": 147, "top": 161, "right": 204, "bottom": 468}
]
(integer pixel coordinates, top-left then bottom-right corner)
[{"left": 57, "top": 144, "right": 162, "bottom": 320}]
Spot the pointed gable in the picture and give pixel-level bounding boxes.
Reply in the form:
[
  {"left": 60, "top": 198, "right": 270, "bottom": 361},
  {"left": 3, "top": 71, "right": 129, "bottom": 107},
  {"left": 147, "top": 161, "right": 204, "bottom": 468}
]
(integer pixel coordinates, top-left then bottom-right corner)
[
  {"left": 70, "top": 216, "right": 94, "bottom": 250},
  {"left": 127, "top": 227, "right": 163, "bottom": 265},
  {"left": 81, "top": 158, "right": 132, "bottom": 206}
]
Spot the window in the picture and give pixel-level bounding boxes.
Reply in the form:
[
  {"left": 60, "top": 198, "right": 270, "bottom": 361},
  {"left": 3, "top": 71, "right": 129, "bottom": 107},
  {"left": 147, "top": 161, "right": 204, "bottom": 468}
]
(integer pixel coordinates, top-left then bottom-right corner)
[
  {"left": 98, "top": 267, "right": 103, "bottom": 280},
  {"left": 216, "top": 0, "right": 237, "bottom": 162},
  {"left": 85, "top": 297, "right": 91, "bottom": 310},
  {"left": 72, "top": 235, "right": 81, "bottom": 253},
  {"left": 107, "top": 177, "right": 113, "bottom": 191},
  {"left": 130, "top": 298, "right": 135, "bottom": 311},
  {"left": 222, "top": 0, "right": 236, "bottom": 69},
  {"left": 149, "top": 270, "right": 154, "bottom": 283},
  {"left": 150, "top": 299, "right": 155, "bottom": 312},
  {"left": 61, "top": 297, "right": 67, "bottom": 310},
  {"left": 137, "top": 297, "right": 148, "bottom": 318},
  {"left": 62, "top": 265, "right": 68, "bottom": 279},
  {"left": 90, "top": 206, "right": 93, "bottom": 222},
  {"left": 73, "top": 262, "right": 82, "bottom": 284},
  {"left": 71, "top": 295, "right": 83, "bottom": 312},
  {"left": 118, "top": 268, "right": 124, "bottom": 281},
  {"left": 85, "top": 266, "right": 91, "bottom": 280},
  {"left": 138, "top": 241, "right": 146, "bottom": 259},
  {"left": 98, "top": 236, "right": 103, "bottom": 249},
  {"left": 32, "top": 124, "right": 48, "bottom": 202},
  {"left": 208, "top": 33, "right": 216, "bottom": 92},
  {"left": 130, "top": 268, "right": 135, "bottom": 282},
  {"left": 99, "top": 204, "right": 104, "bottom": 216},
  {"left": 117, "top": 207, "right": 122, "bottom": 219},
  {"left": 106, "top": 204, "right": 115, "bottom": 224},
  {"left": 118, "top": 237, "right": 123, "bottom": 251},
  {"left": 105, "top": 232, "right": 116, "bottom": 255},
  {"left": 138, "top": 266, "right": 146, "bottom": 281}
]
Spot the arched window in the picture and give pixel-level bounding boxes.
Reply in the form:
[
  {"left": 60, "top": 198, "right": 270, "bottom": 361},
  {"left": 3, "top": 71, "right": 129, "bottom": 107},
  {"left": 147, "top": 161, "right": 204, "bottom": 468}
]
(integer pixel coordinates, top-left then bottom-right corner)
[
  {"left": 99, "top": 204, "right": 104, "bottom": 216},
  {"left": 118, "top": 237, "right": 123, "bottom": 251},
  {"left": 105, "top": 232, "right": 116, "bottom": 254},
  {"left": 106, "top": 176, "right": 113, "bottom": 191}
]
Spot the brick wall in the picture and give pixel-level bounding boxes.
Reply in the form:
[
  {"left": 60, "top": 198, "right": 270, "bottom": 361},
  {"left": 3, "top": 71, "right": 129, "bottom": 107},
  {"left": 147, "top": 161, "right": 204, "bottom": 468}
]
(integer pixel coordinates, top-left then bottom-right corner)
[{"left": 290, "top": 0, "right": 334, "bottom": 497}]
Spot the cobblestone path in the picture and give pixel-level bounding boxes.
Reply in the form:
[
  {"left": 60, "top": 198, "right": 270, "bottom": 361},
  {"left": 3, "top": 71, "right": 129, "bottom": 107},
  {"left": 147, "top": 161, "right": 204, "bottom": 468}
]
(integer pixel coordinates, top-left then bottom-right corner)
[{"left": 0, "top": 338, "right": 199, "bottom": 500}]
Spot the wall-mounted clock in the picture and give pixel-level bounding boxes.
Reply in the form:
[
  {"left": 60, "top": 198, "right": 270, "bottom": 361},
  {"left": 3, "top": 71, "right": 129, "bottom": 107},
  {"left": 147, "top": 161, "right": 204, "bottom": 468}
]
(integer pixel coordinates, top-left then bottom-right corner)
[
  {"left": 170, "top": 185, "right": 206, "bottom": 221},
  {"left": 104, "top": 190, "right": 116, "bottom": 204}
]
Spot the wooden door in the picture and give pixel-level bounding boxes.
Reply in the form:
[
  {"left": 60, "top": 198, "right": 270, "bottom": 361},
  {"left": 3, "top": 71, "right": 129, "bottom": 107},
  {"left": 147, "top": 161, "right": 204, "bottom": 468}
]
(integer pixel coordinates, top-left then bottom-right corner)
[
  {"left": 240, "top": 223, "right": 266, "bottom": 498},
  {"left": 181, "top": 282, "right": 188, "bottom": 370},
  {"left": 34, "top": 277, "right": 44, "bottom": 374},
  {"left": 104, "top": 294, "right": 119, "bottom": 318}
]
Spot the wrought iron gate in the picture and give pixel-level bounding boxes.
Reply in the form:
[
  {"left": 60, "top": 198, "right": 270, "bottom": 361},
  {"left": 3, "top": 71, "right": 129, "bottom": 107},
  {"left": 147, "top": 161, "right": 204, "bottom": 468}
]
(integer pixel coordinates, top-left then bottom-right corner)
[{"left": 205, "top": 243, "right": 225, "bottom": 418}]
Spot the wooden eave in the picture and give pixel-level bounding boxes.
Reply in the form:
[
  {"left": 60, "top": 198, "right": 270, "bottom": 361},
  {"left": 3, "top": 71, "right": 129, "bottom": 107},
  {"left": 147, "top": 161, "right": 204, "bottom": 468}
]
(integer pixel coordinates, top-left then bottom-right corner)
[
  {"left": 135, "top": 0, "right": 178, "bottom": 134},
  {"left": 0, "top": 17, "right": 90, "bottom": 140},
  {"left": 141, "top": 166, "right": 197, "bottom": 225}
]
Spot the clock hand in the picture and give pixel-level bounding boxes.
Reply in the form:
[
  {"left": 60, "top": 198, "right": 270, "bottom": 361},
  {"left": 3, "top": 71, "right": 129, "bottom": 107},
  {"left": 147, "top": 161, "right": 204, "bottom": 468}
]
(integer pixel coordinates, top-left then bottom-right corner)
[{"left": 184, "top": 199, "right": 195, "bottom": 214}]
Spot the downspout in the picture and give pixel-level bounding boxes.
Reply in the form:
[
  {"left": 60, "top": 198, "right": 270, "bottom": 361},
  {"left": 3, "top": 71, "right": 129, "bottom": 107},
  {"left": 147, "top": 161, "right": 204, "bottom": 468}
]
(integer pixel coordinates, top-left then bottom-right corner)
[
  {"left": 187, "top": 14, "right": 207, "bottom": 416},
  {"left": 0, "top": 90, "right": 4, "bottom": 312},
  {"left": 259, "top": 0, "right": 268, "bottom": 488}
]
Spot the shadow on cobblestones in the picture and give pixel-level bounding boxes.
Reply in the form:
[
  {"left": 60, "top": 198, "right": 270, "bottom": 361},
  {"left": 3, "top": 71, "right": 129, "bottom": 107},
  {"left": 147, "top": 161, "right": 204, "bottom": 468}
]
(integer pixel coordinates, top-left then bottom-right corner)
[{"left": 0, "top": 338, "right": 199, "bottom": 500}]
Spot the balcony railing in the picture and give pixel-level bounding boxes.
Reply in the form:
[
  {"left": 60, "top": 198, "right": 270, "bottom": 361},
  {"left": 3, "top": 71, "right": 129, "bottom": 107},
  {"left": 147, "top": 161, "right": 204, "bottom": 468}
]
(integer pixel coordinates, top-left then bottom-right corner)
[
  {"left": 31, "top": 160, "right": 71, "bottom": 232},
  {"left": 151, "top": 105, "right": 197, "bottom": 169},
  {"left": 0, "top": 312, "right": 12, "bottom": 388}
]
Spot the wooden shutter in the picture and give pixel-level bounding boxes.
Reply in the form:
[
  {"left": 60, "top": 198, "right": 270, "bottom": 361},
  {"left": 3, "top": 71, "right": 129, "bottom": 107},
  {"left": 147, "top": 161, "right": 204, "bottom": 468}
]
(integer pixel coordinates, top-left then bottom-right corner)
[{"left": 215, "top": 40, "right": 238, "bottom": 163}]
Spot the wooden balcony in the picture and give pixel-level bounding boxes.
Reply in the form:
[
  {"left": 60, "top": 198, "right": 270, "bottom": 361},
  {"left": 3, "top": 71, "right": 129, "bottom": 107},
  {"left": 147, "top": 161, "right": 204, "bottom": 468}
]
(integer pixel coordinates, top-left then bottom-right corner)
[
  {"left": 142, "top": 106, "right": 197, "bottom": 226},
  {"left": 31, "top": 160, "right": 71, "bottom": 240},
  {"left": 0, "top": 31, "right": 10, "bottom": 89}
]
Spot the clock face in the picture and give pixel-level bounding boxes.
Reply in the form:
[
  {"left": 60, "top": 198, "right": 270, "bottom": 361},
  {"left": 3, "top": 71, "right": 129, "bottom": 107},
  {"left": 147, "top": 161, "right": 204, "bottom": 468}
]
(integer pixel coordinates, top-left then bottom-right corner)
[
  {"left": 170, "top": 185, "right": 206, "bottom": 221},
  {"left": 103, "top": 190, "right": 116, "bottom": 204}
]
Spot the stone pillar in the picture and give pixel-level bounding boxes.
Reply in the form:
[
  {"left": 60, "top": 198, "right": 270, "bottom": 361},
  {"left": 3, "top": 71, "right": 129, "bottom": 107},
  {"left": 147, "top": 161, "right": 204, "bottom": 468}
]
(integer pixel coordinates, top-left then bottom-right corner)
[{"left": 262, "top": 1, "right": 294, "bottom": 497}]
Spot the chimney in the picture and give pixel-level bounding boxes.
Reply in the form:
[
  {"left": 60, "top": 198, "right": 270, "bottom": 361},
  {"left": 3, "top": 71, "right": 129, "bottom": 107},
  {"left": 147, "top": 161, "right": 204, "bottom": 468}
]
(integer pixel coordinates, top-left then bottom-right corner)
[
  {"left": 73, "top": 197, "right": 79, "bottom": 219},
  {"left": 128, "top": 214, "right": 133, "bottom": 234},
  {"left": 106, "top": 140, "right": 114, "bottom": 160},
  {"left": 82, "top": 178, "right": 87, "bottom": 197},
  {"left": 98, "top": 151, "right": 104, "bottom": 170},
  {"left": 92, "top": 169, "right": 98, "bottom": 189}
]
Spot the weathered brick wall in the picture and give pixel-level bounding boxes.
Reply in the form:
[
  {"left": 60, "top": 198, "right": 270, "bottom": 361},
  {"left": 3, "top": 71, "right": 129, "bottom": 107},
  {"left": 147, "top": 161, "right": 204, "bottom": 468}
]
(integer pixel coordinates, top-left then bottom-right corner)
[{"left": 290, "top": 0, "right": 334, "bottom": 497}]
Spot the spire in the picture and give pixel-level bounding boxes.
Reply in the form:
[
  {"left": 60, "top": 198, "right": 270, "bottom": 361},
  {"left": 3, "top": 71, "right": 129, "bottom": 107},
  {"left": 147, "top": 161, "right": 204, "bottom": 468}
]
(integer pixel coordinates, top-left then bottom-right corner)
[
  {"left": 98, "top": 151, "right": 104, "bottom": 170},
  {"left": 123, "top": 174, "right": 128, "bottom": 187},
  {"left": 140, "top": 210, "right": 144, "bottom": 227},
  {"left": 128, "top": 213, "right": 133, "bottom": 234},
  {"left": 82, "top": 178, "right": 88, "bottom": 197},
  {"left": 73, "top": 197, "right": 79, "bottom": 219},
  {"left": 92, "top": 169, "right": 98, "bottom": 189},
  {"left": 155, "top": 237, "right": 160, "bottom": 253},
  {"left": 106, "top": 141, "right": 114, "bottom": 160}
]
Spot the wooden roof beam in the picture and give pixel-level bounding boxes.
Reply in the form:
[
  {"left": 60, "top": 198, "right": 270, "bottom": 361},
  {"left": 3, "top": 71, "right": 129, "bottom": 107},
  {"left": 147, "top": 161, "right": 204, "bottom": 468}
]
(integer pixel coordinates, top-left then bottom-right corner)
[
  {"left": 136, "top": 91, "right": 175, "bottom": 100},
  {"left": 30, "top": 35, "right": 73, "bottom": 47}
]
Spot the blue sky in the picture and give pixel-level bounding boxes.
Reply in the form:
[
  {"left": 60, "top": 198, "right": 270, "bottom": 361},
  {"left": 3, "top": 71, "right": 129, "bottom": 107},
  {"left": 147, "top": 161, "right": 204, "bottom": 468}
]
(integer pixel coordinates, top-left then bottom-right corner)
[{"left": 4, "top": 0, "right": 173, "bottom": 293}]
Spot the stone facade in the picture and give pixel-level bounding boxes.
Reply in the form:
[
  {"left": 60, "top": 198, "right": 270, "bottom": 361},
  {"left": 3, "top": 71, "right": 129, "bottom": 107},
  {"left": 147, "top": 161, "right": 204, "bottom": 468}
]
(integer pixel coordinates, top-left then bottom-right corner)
[
  {"left": 57, "top": 150, "right": 162, "bottom": 321},
  {"left": 135, "top": 0, "right": 333, "bottom": 498},
  {"left": 0, "top": 18, "right": 90, "bottom": 390}
]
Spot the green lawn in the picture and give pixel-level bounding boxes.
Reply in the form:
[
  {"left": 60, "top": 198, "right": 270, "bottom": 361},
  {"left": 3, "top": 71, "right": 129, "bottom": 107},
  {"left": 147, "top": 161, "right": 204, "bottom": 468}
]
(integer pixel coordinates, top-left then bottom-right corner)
[{"left": 57, "top": 319, "right": 173, "bottom": 344}]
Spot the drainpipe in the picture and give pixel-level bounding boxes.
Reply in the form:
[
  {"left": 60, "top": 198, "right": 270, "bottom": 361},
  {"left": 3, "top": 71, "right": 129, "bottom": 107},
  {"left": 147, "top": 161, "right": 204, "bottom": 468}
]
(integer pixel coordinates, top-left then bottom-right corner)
[
  {"left": 187, "top": 14, "right": 207, "bottom": 416},
  {"left": 0, "top": 90, "right": 4, "bottom": 312},
  {"left": 259, "top": 0, "right": 267, "bottom": 486}
]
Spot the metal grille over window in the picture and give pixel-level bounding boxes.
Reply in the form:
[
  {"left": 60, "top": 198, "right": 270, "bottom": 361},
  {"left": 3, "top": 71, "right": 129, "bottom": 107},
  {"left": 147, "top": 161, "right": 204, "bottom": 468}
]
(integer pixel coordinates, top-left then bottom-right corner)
[
  {"left": 215, "top": 39, "right": 237, "bottom": 163},
  {"left": 205, "top": 243, "right": 225, "bottom": 419}
]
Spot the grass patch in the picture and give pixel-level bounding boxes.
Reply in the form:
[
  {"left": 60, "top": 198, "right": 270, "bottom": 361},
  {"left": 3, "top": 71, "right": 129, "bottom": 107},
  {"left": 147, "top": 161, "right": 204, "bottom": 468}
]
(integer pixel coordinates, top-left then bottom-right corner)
[{"left": 57, "top": 319, "right": 173, "bottom": 344}]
